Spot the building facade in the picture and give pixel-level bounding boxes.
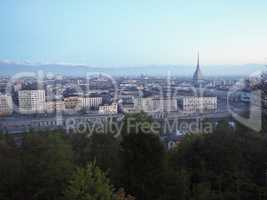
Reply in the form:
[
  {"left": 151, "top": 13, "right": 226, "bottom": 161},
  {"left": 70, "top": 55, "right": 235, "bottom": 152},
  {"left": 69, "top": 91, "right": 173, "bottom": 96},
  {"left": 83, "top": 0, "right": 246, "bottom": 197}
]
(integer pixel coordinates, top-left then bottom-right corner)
[
  {"left": 63, "top": 96, "right": 82, "bottom": 111},
  {"left": 99, "top": 103, "right": 118, "bottom": 114},
  {"left": 82, "top": 97, "right": 102, "bottom": 109},
  {"left": 18, "top": 90, "right": 46, "bottom": 114},
  {"left": 121, "top": 103, "right": 136, "bottom": 113},
  {"left": 182, "top": 96, "right": 217, "bottom": 113},
  {"left": 0, "top": 95, "right": 13, "bottom": 116},
  {"left": 46, "top": 101, "right": 65, "bottom": 113},
  {"left": 134, "top": 97, "right": 177, "bottom": 113}
]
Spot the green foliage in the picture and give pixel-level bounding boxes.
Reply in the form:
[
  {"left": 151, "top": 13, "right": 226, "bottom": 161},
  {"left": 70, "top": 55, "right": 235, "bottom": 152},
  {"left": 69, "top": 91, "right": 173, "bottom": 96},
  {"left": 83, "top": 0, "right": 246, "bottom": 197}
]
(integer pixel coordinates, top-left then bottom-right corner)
[
  {"left": 0, "top": 131, "right": 74, "bottom": 200},
  {"left": 89, "top": 134, "right": 120, "bottom": 183},
  {"left": 1, "top": 113, "right": 267, "bottom": 200},
  {"left": 121, "top": 111, "right": 159, "bottom": 136},
  {"left": 64, "top": 162, "right": 114, "bottom": 200},
  {"left": 70, "top": 133, "right": 120, "bottom": 185},
  {"left": 0, "top": 134, "right": 20, "bottom": 200},
  {"left": 120, "top": 112, "right": 166, "bottom": 200},
  {"left": 169, "top": 121, "right": 267, "bottom": 200},
  {"left": 19, "top": 132, "right": 74, "bottom": 200}
]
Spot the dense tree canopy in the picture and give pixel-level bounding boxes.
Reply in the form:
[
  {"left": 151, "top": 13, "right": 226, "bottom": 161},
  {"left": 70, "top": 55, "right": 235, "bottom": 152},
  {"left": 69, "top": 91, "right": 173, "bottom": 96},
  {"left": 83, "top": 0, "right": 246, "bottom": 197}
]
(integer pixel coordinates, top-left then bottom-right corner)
[
  {"left": 64, "top": 162, "right": 114, "bottom": 200},
  {"left": 0, "top": 113, "right": 267, "bottom": 200},
  {"left": 0, "top": 132, "right": 74, "bottom": 200}
]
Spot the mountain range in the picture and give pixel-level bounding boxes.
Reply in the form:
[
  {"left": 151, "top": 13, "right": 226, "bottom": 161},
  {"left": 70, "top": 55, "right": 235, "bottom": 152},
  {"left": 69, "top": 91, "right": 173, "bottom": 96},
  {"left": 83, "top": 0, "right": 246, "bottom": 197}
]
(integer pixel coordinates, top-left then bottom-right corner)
[{"left": 0, "top": 60, "right": 265, "bottom": 77}]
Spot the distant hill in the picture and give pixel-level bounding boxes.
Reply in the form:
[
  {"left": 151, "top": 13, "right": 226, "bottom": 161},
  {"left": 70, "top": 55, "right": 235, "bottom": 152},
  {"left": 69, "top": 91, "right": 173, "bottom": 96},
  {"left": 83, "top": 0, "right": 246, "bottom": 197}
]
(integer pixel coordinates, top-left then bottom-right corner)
[{"left": 0, "top": 61, "right": 265, "bottom": 77}]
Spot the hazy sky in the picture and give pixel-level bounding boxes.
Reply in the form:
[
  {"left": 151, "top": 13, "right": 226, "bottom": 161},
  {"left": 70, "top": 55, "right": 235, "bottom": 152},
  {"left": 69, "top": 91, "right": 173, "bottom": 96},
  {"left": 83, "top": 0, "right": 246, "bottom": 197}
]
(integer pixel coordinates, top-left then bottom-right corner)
[{"left": 1, "top": 0, "right": 267, "bottom": 66}]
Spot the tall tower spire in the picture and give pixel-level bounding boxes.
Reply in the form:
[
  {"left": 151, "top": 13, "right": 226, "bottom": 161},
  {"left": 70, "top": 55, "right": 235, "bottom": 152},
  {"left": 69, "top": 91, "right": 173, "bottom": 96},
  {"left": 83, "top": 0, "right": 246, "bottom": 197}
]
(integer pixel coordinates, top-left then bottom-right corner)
[
  {"left": 193, "top": 52, "right": 203, "bottom": 87},
  {"left": 197, "top": 51, "right": 200, "bottom": 69}
]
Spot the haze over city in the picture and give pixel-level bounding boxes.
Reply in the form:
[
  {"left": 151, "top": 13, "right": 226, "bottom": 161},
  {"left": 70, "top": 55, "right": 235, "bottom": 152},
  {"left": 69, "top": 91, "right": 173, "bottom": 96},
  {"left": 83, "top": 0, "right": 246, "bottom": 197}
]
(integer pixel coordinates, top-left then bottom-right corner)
[
  {"left": 1, "top": 0, "right": 267, "bottom": 69},
  {"left": 1, "top": 1, "right": 267, "bottom": 200}
]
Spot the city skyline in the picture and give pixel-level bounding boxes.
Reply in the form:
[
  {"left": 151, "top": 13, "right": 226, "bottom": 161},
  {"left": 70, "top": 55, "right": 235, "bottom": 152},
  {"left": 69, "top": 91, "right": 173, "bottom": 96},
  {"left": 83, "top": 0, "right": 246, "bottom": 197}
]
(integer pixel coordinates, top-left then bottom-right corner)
[
  {"left": 1, "top": 1, "right": 267, "bottom": 66},
  {"left": 1, "top": 2, "right": 267, "bottom": 200}
]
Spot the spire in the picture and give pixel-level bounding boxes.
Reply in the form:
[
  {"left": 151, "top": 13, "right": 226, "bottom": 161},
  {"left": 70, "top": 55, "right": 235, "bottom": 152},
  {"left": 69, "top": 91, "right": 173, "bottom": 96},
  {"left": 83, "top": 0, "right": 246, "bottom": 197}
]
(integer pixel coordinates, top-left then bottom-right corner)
[
  {"left": 193, "top": 51, "right": 203, "bottom": 87},
  {"left": 197, "top": 51, "right": 200, "bottom": 69}
]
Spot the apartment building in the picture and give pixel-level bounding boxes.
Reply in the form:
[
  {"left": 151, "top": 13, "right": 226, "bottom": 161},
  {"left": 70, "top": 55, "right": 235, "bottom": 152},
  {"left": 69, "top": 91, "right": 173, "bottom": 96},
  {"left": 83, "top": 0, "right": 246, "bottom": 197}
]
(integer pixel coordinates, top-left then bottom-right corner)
[
  {"left": 0, "top": 95, "right": 13, "bottom": 116},
  {"left": 18, "top": 90, "right": 46, "bottom": 114},
  {"left": 181, "top": 96, "right": 217, "bottom": 113}
]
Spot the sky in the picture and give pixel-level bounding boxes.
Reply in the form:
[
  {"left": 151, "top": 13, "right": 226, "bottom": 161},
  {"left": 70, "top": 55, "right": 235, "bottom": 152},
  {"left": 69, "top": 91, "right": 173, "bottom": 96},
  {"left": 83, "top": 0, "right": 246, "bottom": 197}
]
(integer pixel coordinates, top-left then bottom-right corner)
[{"left": 0, "top": 0, "right": 267, "bottom": 66}]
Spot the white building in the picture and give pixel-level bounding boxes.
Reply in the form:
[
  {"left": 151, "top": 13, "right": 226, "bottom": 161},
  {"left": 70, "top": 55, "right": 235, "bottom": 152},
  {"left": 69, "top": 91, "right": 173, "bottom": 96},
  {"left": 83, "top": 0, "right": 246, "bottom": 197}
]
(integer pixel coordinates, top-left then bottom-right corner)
[
  {"left": 63, "top": 96, "right": 102, "bottom": 112},
  {"left": 134, "top": 97, "right": 177, "bottom": 113},
  {"left": 82, "top": 97, "right": 102, "bottom": 109},
  {"left": 153, "top": 98, "right": 178, "bottom": 112},
  {"left": 99, "top": 103, "right": 118, "bottom": 114},
  {"left": 46, "top": 101, "right": 65, "bottom": 113},
  {"left": 0, "top": 95, "right": 13, "bottom": 116},
  {"left": 181, "top": 96, "right": 217, "bottom": 113},
  {"left": 134, "top": 97, "right": 153, "bottom": 112},
  {"left": 18, "top": 90, "right": 46, "bottom": 114}
]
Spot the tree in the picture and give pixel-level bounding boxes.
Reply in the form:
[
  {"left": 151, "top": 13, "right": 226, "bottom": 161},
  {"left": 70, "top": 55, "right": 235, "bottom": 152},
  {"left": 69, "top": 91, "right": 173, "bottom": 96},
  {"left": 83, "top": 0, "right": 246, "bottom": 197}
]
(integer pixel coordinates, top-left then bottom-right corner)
[
  {"left": 64, "top": 162, "right": 114, "bottom": 200},
  {"left": 70, "top": 132, "right": 120, "bottom": 185},
  {"left": 0, "top": 134, "right": 20, "bottom": 200},
  {"left": 121, "top": 111, "right": 158, "bottom": 137},
  {"left": 88, "top": 133, "right": 120, "bottom": 184},
  {"left": 169, "top": 122, "right": 267, "bottom": 200},
  {"left": 0, "top": 131, "right": 75, "bottom": 200},
  {"left": 120, "top": 112, "right": 166, "bottom": 200},
  {"left": 18, "top": 132, "right": 74, "bottom": 200}
]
